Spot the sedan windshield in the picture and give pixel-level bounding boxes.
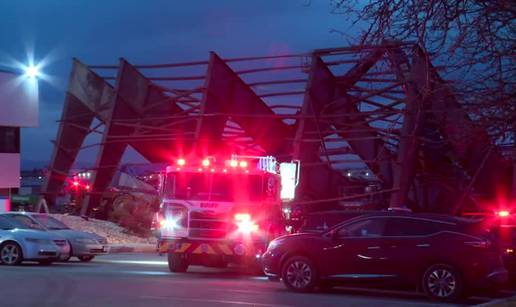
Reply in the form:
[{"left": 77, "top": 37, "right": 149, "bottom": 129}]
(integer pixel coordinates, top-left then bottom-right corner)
[
  {"left": 32, "top": 215, "right": 70, "bottom": 230},
  {"left": 3, "top": 214, "right": 46, "bottom": 230}
]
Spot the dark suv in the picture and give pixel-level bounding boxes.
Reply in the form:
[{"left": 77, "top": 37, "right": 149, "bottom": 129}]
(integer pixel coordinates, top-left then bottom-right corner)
[{"left": 262, "top": 212, "right": 507, "bottom": 301}]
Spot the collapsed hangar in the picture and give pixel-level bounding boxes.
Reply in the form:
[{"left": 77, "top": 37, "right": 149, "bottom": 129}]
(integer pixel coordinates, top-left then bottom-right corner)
[{"left": 41, "top": 42, "right": 513, "bottom": 216}]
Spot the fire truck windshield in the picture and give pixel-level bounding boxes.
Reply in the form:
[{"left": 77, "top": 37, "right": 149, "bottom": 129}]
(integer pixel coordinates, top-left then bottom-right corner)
[{"left": 163, "top": 172, "right": 267, "bottom": 202}]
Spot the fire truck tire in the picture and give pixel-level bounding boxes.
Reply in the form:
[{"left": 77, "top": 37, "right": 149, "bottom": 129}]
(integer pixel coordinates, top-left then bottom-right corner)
[{"left": 168, "top": 253, "right": 189, "bottom": 273}]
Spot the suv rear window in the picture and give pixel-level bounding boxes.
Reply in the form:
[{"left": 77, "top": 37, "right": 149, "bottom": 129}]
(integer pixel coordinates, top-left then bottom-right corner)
[{"left": 384, "top": 218, "right": 443, "bottom": 236}]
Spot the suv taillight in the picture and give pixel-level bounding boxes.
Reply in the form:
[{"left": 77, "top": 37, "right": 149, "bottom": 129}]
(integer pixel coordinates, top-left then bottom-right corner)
[{"left": 464, "top": 240, "right": 491, "bottom": 248}]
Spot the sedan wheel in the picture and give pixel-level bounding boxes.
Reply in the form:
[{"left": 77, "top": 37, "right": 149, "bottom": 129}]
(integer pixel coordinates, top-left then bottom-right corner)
[
  {"left": 0, "top": 243, "right": 23, "bottom": 265},
  {"left": 281, "top": 256, "right": 317, "bottom": 292},
  {"left": 422, "top": 264, "right": 462, "bottom": 301}
]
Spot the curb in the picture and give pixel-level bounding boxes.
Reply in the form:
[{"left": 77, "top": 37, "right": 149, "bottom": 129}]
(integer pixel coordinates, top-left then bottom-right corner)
[
  {"left": 108, "top": 244, "right": 156, "bottom": 254},
  {"left": 476, "top": 294, "right": 516, "bottom": 306}
]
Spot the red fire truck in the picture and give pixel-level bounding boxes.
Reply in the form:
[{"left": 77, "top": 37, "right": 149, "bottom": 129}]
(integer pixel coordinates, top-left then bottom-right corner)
[{"left": 153, "top": 155, "right": 299, "bottom": 272}]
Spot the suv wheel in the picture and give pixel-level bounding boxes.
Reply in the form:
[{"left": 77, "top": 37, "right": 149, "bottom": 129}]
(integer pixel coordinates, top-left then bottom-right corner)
[
  {"left": 422, "top": 264, "right": 463, "bottom": 301},
  {"left": 168, "top": 253, "right": 188, "bottom": 273},
  {"left": 281, "top": 256, "right": 317, "bottom": 292}
]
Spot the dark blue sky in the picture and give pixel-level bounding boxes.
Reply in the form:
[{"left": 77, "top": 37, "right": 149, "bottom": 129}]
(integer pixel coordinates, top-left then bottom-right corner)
[{"left": 0, "top": 0, "right": 356, "bottom": 166}]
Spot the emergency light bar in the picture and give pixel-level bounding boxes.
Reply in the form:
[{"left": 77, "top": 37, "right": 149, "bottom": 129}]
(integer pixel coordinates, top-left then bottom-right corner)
[{"left": 167, "top": 155, "right": 280, "bottom": 173}]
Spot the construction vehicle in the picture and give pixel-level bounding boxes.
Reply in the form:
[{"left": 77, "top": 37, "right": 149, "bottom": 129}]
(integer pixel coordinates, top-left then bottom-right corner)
[{"left": 153, "top": 155, "right": 299, "bottom": 272}]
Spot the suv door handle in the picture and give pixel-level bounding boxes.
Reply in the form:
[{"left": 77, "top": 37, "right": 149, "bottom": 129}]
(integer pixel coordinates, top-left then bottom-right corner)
[
  {"left": 379, "top": 242, "right": 397, "bottom": 249},
  {"left": 416, "top": 243, "right": 431, "bottom": 248}
]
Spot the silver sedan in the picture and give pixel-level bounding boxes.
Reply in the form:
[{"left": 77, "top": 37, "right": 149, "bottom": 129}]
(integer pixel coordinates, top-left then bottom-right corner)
[
  {"left": 0, "top": 216, "right": 67, "bottom": 265},
  {"left": 3, "top": 213, "right": 108, "bottom": 262}
]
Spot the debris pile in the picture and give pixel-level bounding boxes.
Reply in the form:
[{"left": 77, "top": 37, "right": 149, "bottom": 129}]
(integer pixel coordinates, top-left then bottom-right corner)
[{"left": 50, "top": 214, "right": 157, "bottom": 245}]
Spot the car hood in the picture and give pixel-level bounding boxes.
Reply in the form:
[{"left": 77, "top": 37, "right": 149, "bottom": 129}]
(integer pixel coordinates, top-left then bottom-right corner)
[
  {"left": 49, "top": 229, "right": 103, "bottom": 241},
  {"left": 272, "top": 232, "right": 324, "bottom": 244}
]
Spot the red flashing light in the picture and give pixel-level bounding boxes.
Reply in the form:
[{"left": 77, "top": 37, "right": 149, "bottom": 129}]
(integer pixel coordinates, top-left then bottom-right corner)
[
  {"left": 202, "top": 159, "right": 210, "bottom": 167},
  {"left": 497, "top": 210, "right": 510, "bottom": 217},
  {"left": 230, "top": 160, "right": 238, "bottom": 168},
  {"left": 239, "top": 161, "right": 248, "bottom": 168},
  {"left": 73, "top": 181, "right": 79, "bottom": 187},
  {"left": 85, "top": 185, "right": 91, "bottom": 190},
  {"left": 177, "top": 158, "right": 186, "bottom": 166}
]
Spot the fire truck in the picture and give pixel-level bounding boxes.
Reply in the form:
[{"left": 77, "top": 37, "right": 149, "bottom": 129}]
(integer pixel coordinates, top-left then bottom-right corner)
[{"left": 153, "top": 155, "right": 299, "bottom": 272}]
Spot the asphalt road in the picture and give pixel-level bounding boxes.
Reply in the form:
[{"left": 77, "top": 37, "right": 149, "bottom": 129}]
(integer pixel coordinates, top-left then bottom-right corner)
[{"left": 0, "top": 253, "right": 513, "bottom": 307}]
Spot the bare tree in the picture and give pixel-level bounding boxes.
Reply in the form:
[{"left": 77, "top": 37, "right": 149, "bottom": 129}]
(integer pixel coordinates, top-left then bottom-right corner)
[{"left": 332, "top": 0, "right": 515, "bottom": 145}]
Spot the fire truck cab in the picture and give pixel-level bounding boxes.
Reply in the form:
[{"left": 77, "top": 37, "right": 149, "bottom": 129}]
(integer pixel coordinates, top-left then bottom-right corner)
[{"left": 155, "top": 155, "right": 297, "bottom": 272}]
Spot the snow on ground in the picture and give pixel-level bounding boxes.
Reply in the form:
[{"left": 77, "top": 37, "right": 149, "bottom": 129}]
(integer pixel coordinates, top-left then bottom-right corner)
[{"left": 50, "top": 214, "right": 157, "bottom": 245}]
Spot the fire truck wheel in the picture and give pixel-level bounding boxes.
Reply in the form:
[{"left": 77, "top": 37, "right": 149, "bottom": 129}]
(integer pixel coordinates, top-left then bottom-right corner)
[{"left": 168, "top": 253, "right": 189, "bottom": 273}]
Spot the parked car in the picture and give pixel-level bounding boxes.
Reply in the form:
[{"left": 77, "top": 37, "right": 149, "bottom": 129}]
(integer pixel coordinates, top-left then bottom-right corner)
[
  {"left": 2, "top": 213, "right": 108, "bottom": 262},
  {"left": 262, "top": 211, "right": 507, "bottom": 301},
  {"left": 0, "top": 215, "right": 68, "bottom": 265}
]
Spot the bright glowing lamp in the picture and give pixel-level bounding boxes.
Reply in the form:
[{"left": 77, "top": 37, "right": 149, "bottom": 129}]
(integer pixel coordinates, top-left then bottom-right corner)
[
  {"left": 497, "top": 210, "right": 510, "bottom": 217},
  {"left": 160, "top": 219, "right": 178, "bottom": 229},
  {"left": 234, "top": 213, "right": 259, "bottom": 233},
  {"left": 177, "top": 158, "right": 186, "bottom": 166},
  {"left": 25, "top": 65, "right": 40, "bottom": 78}
]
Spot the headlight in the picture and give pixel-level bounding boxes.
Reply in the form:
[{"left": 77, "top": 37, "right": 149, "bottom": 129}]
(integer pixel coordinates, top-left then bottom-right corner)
[
  {"left": 75, "top": 238, "right": 98, "bottom": 244},
  {"left": 267, "top": 239, "right": 279, "bottom": 250},
  {"left": 160, "top": 218, "right": 178, "bottom": 229},
  {"left": 25, "top": 238, "right": 51, "bottom": 244},
  {"left": 234, "top": 213, "right": 259, "bottom": 233}
]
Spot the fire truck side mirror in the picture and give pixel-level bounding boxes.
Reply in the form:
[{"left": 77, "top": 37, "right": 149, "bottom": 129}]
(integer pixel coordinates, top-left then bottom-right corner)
[{"left": 279, "top": 161, "right": 300, "bottom": 201}]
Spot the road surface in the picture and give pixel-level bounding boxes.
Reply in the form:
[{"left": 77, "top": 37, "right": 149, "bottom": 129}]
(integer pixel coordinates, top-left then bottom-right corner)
[{"left": 0, "top": 253, "right": 512, "bottom": 307}]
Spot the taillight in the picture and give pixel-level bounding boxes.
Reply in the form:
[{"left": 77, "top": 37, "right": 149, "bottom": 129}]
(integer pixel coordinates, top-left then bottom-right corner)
[
  {"left": 464, "top": 240, "right": 491, "bottom": 248},
  {"left": 234, "top": 213, "right": 259, "bottom": 233},
  {"left": 496, "top": 210, "right": 510, "bottom": 218}
]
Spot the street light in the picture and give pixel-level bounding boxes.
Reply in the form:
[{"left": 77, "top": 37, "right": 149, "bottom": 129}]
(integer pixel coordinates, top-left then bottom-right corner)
[{"left": 25, "top": 65, "right": 40, "bottom": 78}]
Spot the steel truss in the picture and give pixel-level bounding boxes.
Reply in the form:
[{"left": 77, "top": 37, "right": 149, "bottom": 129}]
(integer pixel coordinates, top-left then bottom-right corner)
[{"left": 42, "top": 42, "right": 513, "bottom": 215}]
